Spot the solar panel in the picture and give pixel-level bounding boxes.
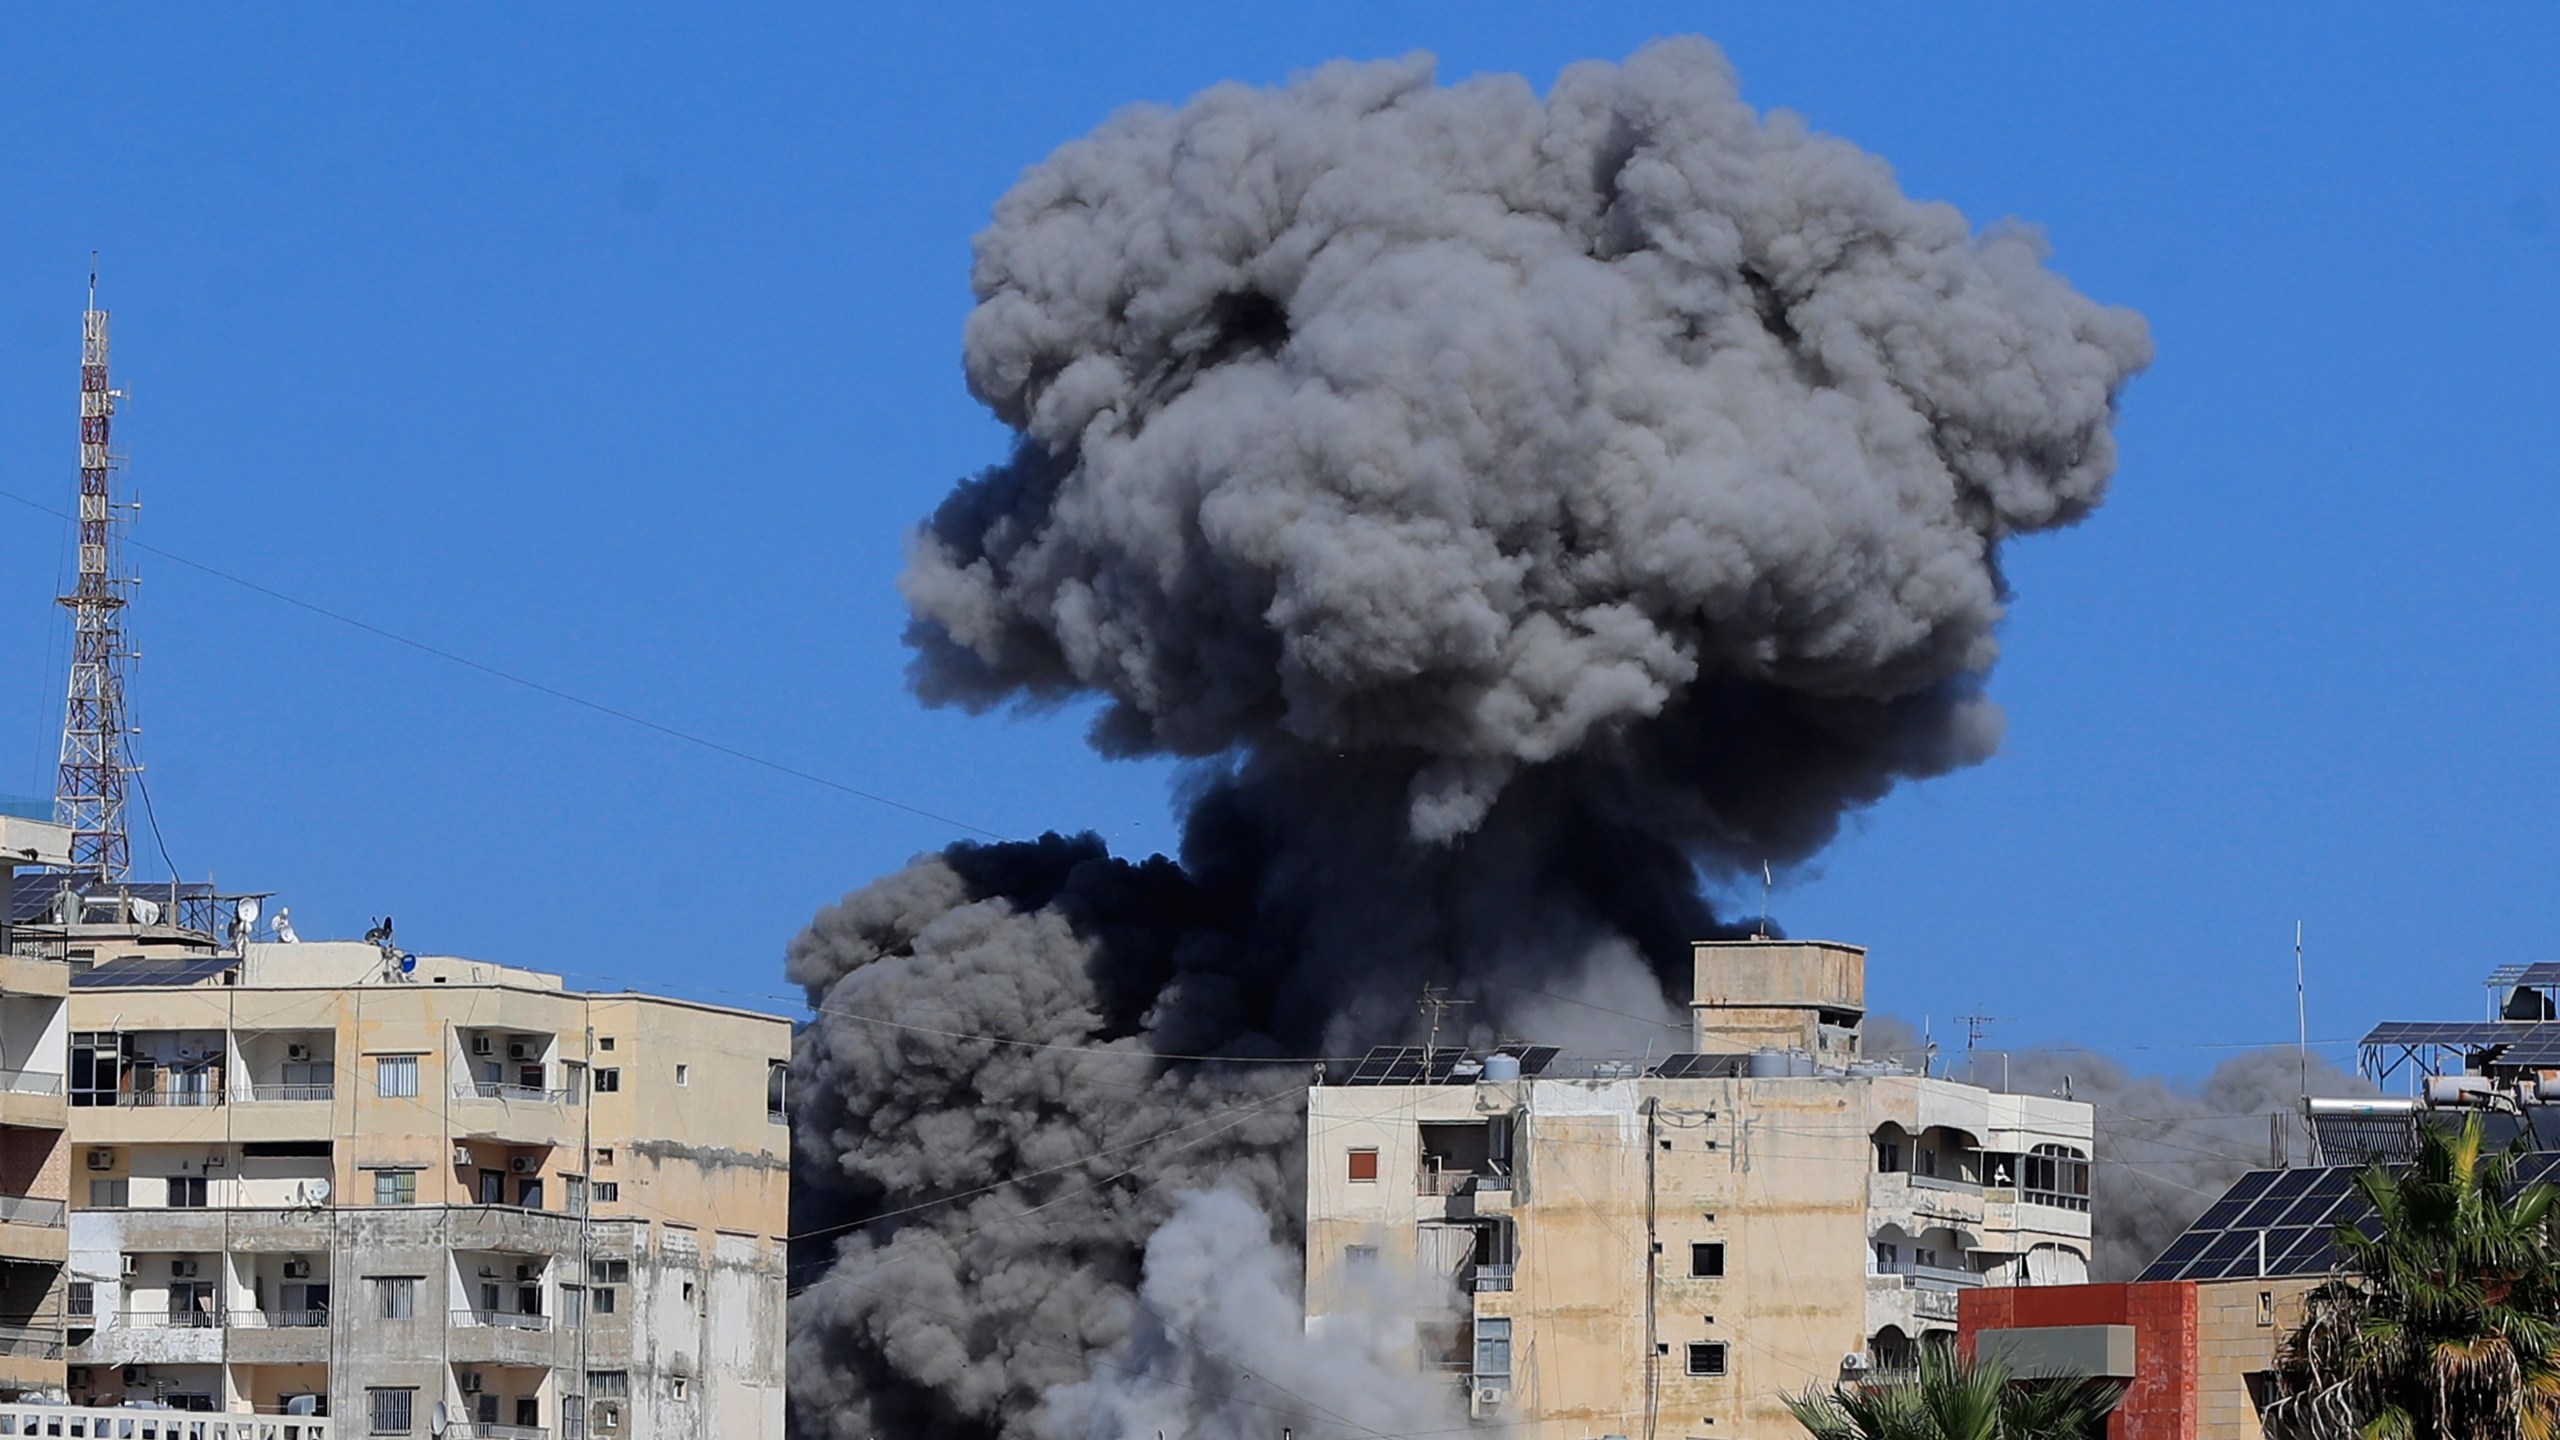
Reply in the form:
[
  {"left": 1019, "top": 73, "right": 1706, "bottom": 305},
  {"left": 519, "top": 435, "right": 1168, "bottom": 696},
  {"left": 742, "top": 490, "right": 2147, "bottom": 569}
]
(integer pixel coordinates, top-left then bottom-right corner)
[
  {"left": 1341, "top": 1046, "right": 1467, "bottom": 1086},
  {"left": 72, "top": 956, "right": 238, "bottom": 990},
  {"left": 1652, "top": 1052, "right": 1746, "bottom": 1079},
  {"left": 2360, "top": 1021, "right": 2547, "bottom": 1047},
  {"left": 2140, "top": 1152, "right": 2560, "bottom": 1282},
  {"left": 1514, "top": 1046, "right": 1562, "bottom": 1077},
  {"left": 2515, "top": 963, "right": 2560, "bottom": 987}
]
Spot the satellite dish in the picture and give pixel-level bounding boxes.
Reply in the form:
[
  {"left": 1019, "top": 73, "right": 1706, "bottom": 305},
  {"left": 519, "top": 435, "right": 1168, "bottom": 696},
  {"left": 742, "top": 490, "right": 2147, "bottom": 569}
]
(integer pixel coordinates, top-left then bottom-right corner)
[
  {"left": 236, "top": 896, "right": 261, "bottom": 928},
  {"left": 400, "top": 953, "right": 417, "bottom": 975},
  {"left": 271, "top": 907, "right": 299, "bottom": 944},
  {"left": 431, "top": 1402, "right": 450, "bottom": 1437},
  {"left": 305, "top": 1177, "right": 331, "bottom": 1205}
]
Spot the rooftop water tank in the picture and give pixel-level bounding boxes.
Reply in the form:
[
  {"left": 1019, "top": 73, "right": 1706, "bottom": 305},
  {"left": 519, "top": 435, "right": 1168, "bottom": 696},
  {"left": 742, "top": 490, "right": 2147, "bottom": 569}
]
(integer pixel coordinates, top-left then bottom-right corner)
[
  {"left": 1480, "top": 1053, "right": 1522, "bottom": 1083},
  {"left": 1748, "top": 1048, "right": 1815, "bottom": 1078}
]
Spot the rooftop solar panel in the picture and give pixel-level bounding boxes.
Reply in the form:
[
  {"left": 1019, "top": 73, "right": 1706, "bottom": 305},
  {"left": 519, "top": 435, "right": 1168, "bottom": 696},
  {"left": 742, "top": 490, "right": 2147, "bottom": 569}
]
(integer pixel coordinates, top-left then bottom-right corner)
[
  {"left": 1341, "top": 1045, "right": 1468, "bottom": 1086},
  {"left": 2361, "top": 1021, "right": 2546, "bottom": 1047},
  {"left": 2515, "top": 963, "right": 2560, "bottom": 988},
  {"left": 1514, "top": 1046, "right": 1561, "bottom": 1077},
  {"left": 1652, "top": 1052, "right": 1747, "bottom": 1079},
  {"left": 71, "top": 955, "right": 238, "bottom": 990}
]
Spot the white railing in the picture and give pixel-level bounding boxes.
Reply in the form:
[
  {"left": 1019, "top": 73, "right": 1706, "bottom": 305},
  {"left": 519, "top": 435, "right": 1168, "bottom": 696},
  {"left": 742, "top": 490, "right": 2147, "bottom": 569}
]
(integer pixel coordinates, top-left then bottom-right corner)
[
  {"left": 0, "top": 1196, "right": 64, "bottom": 1226},
  {"left": 242, "top": 1084, "right": 333, "bottom": 1104},
  {"left": 453, "top": 1308, "right": 550, "bottom": 1331},
  {"left": 106, "top": 1308, "right": 228, "bottom": 1330},
  {"left": 0, "top": 1405, "right": 331, "bottom": 1439},
  {"left": 455, "top": 1425, "right": 546, "bottom": 1440},
  {"left": 1473, "top": 1264, "right": 1513, "bottom": 1293},
  {"left": 235, "top": 1309, "right": 329, "bottom": 1329},
  {"left": 0, "top": 1072, "right": 62, "bottom": 1097},
  {"left": 112, "top": 1089, "right": 224, "bottom": 1109}
]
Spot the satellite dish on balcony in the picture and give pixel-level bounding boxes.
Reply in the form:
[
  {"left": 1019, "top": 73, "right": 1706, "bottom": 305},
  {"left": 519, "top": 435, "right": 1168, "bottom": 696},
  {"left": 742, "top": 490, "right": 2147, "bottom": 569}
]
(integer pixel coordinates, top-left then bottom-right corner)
[
  {"left": 302, "top": 1177, "right": 331, "bottom": 1207},
  {"left": 430, "top": 1402, "right": 449, "bottom": 1437}
]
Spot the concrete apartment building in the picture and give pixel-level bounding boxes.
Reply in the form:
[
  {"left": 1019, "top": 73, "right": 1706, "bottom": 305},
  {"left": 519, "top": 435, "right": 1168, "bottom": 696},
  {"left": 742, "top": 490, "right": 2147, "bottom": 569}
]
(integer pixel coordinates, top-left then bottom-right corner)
[
  {"left": 53, "top": 933, "right": 792, "bottom": 1438},
  {"left": 0, "top": 814, "right": 76, "bottom": 1403},
  {"left": 1305, "top": 938, "right": 2096, "bottom": 1440}
]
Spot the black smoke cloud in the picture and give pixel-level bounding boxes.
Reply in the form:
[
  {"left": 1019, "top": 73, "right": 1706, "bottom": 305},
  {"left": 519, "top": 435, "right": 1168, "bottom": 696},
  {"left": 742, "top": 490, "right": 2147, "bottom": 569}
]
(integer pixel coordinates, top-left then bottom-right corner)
[{"left": 790, "top": 38, "right": 2148, "bottom": 1440}]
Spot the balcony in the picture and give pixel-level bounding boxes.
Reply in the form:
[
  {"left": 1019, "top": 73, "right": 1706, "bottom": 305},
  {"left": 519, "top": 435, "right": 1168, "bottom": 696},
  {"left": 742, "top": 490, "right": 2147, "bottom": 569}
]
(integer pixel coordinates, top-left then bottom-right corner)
[
  {"left": 0, "top": 1403, "right": 330, "bottom": 1440},
  {"left": 74, "top": 1308, "right": 228, "bottom": 1366},
  {"left": 228, "top": 1308, "right": 331, "bottom": 1364},
  {"left": 455, "top": 1426, "right": 547, "bottom": 1440},
  {"left": 1472, "top": 1263, "right": 1514, "bottom": 1293},
  {"left": 0, "top": 1196, "right": 65, "bottom": 1264},
  {"left": 0, "top": 1070, "right": 62, "bottom": 1131},
  {"left": 237, "top": 1308, "right": 331, "bottom": 1329},
  {"left": 454, "top": 1308, "right": 552, "bottom": 1332},
  {"left": 243, "top": 1082, "right": 335, "bottom": 1104},
  {"left": 1908, "top": 1172, "right": 1983, "bottom": 1195},
  {"left": 0, "top": 1321, "right": 61, "bottom": 1359},
  {"left": 1866, "top": 1273, "right": 1962, "bottom": 1329},
  {"left": 471, "top": 1082, "right": 571, "bottom": 1105},
  {"left": 0, "top": 1196, "right": 64, "bottom": 1227}
]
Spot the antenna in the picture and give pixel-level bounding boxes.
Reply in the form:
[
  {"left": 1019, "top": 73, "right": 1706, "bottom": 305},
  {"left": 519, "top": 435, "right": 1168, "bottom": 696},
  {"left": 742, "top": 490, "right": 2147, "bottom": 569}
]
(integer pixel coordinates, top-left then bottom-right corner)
[
  {"left": 1956, "top": 1009, "right": 2009, "bottom": 1086},
  {"left": 1758, "top": 860, "right": 1772, "bottom": 938},
  {"left": 2295, "top": 920, "right": 2309, "bottom": 1108},
  {"left": 1418, "top": 983, "right": 1470, "bottom": 1057},
  {"left": 52, "top": 265, "right": 139, "bottom": 879}
]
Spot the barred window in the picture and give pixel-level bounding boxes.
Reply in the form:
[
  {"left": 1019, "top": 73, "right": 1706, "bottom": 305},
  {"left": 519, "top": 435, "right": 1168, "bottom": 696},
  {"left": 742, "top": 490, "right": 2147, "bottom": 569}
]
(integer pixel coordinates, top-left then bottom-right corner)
[{"left": 369, "top": 1387, "right": 415, "bottom": 1435}]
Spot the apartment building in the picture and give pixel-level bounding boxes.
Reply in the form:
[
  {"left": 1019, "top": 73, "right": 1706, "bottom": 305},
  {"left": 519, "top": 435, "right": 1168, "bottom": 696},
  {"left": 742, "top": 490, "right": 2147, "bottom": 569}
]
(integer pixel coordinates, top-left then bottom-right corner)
[
  {"left": 0, "top": 814, "right": 75, "bottom": 1401},
  {"left": 1304, "top": 938, "right": 2096, "bottom": 1440},
  {"left": 27, "top": 920, "right": 790, "bottom": 1440}
]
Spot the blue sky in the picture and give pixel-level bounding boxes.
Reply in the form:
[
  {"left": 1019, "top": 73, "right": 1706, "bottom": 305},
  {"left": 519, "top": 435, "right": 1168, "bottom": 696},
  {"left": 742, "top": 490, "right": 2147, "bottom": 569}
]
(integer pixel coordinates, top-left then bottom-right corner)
[{"left": 0, "top": 7, "right": 2553, "bottom": 1075}]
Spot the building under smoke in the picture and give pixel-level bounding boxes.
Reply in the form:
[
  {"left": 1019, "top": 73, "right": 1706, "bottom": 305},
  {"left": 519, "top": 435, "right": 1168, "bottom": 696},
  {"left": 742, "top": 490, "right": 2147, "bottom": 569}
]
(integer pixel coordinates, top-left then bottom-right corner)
[{"left": 788, "top": 37, "right": 2150, "bottom": 1440}]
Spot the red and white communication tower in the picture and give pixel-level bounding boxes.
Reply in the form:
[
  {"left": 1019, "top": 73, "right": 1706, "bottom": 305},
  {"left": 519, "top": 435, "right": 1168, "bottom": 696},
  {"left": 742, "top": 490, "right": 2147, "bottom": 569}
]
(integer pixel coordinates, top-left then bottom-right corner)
[{"left": 52, "top": 266, "right": 137, "bottom": 880}]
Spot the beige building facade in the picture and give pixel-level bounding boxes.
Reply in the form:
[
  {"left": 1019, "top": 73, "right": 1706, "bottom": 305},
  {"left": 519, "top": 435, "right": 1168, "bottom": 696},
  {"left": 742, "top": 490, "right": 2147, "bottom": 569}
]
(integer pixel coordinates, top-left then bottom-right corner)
[
  {"left": 0, "top": 816, "right": 76, "bottom": 1401},
  {"left": 6, "top": 916, "right": 795, "bottom": 1440},
  {"left": 1305, "top": 939, "right": 2096, "bottom": 1440}
]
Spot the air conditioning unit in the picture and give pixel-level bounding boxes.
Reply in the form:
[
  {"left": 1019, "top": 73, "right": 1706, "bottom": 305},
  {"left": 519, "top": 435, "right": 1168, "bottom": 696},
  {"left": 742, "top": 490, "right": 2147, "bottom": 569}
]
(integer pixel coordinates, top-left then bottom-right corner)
[
  {"left": 1470, "top": 1385, "right": 1508, "bottom": 1419},
  {"left": 286, "top": 1043, "right": 311, "bottom": 1062},
  {"left": 470, "top": 1036, "right": 494, "bottom": 1056},
  {"left": 460, "top": 1371, "right": 485, "bottom": 1394},
  {"left": 119, "top": 1254, "right": 138, "bottom": 1277},
  {"left": 86, "top": 1149, "right": 115, "bottom": 1171},
  {"left": 514, "top": 1264, "right": 536, "bottom": 1282},
  {"left": 121, "top": 1366, "right": 147, "bottom": 1386},
  {"left": 170, "top": 1259, "right": 198, "bottom": 1278},
  {"left": 508, "top": 1042, "right": 532, "bottom": 1061},
  {"left": 452, "top": 1145, "right": 474, "bottom": 1169},
  {"left": 1841, "top": 1352, "right": 1871, "bottom": 1373},
  {"left": 283, "top": 1258, "right": 311, "bottom": 1279},
  {"left": 67, "top": 1366, "right": 89, "bottom": 1388},
  {"left": 510, "top": 1157, "right": 537, "bottom": 1174}
]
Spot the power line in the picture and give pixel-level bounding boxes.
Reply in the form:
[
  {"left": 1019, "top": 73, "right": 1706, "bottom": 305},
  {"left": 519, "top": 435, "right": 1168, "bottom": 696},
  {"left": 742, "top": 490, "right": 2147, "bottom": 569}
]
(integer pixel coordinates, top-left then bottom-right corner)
[{"left": 0, "top": 484, "right": 1013, "bottom": 843}]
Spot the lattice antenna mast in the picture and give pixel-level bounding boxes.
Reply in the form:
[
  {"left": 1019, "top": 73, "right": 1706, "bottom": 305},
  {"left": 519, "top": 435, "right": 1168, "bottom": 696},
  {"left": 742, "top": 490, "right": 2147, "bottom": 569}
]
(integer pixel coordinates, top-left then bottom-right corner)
[{"left": 53, "top": 264, "right": 138, "bottom": 880}]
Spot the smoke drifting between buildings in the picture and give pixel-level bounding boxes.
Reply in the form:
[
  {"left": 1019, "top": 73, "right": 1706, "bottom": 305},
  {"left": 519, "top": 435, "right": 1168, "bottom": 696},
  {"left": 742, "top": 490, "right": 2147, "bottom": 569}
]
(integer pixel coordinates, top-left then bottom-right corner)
[{"left": 787, "top": 39, "right": 2152, "bottom": 1439}]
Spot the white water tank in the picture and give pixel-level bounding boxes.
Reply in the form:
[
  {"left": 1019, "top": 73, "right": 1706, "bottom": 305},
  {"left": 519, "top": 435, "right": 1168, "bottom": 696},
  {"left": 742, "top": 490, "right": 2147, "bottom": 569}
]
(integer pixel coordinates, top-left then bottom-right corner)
[{"left": 1480, "top": 1053, "right": 1522, "bottom": 1082}]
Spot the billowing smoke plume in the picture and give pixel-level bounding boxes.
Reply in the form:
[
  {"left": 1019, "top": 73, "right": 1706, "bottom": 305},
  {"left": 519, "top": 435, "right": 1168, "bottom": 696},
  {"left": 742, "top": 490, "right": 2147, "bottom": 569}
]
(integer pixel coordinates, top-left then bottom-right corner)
[
  {"left": 1867, "top": 1020, "right": 2376, "bottom": 1279},
  {"left": 791, "top": 37, "right": 2148, "bottom": 1440}
]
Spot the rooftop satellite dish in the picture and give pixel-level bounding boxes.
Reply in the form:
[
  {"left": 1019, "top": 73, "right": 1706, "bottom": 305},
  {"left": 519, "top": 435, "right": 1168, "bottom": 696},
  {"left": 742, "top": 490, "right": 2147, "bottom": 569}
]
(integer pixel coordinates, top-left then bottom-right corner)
[
  {"left": 271, "top": 907, "right": 299, "bottom": 944},
  {"left": 400, "top": 953, "right": 417, "bottom": 975},
  {"left": 236, "top": 896, "right": 261, "bottom": 928},
  {"left": 430, "top": 1401, "right": 449, "bottom": 1437}
]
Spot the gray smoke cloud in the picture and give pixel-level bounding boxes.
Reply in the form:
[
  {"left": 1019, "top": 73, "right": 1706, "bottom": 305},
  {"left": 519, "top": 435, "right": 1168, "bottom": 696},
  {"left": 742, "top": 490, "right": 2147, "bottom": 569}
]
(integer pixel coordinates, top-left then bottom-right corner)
[
  {"left": 1866, "top": 1020, "right": 2376, "bottom": 1279},
  {"left": 791, "top": 37, "right": 2148, "bottom": 1440}
]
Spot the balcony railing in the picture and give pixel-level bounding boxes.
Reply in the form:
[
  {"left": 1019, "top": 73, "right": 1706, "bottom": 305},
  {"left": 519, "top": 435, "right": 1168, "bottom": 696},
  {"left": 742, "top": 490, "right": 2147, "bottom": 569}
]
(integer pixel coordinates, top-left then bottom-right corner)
[
  {"left": 1473, "top": 1263, "right": 1514, "bottom": 1293},
  {"left": 1, "top": 936, "right": 68, "bottom": 963},
  {"left": 455, "top": 1425, "right": 547, "bottom": 1440},
  {"left": 111, "top": 1307, "right": 228, "bottom": 1329},
  {"left": 2020, "top": 1187, "right": 2092, "bottom": 1213},
  {"left": 468, "top": 1082, "right": 570, "bottom": 1104},
  {"left": 0, "top": 1195, "right": 64, "bottom": 1226},
  {"left": 1878, "top": 1262, "right": 1983, "bottom": 1291},
  {"left": 454, "top": 1307, "right": 551, "bottom": 1331},
  {"left": 237, "top": 1307, "right": 331, "bottom": 1329},
  {"left": 244, "top": 1082, "right": 335, "bottom": 1103},
  {"left": 110, "top": 1087, "right": 225, "bottom": 1108},
  {"left": 0, "top": 1406, "right": 329, "bottom": 1439},
  {"left": 0, "top": 1071, "right": 61, "bottom": 1097},
  {"left": 0, "top": 1322, "right": 60, "bottom": 1358},
  {"left": 1906, "top": 1172, "right": 1983, "bottom": 1194}
]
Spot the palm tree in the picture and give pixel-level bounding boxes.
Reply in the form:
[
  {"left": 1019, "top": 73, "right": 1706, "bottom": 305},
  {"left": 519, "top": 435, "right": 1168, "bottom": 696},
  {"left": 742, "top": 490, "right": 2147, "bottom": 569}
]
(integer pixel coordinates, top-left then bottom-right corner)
[
  {"left": 1787, "top": 1344, "right": 2122, "bottom": 1440},
  {"left": 2263, "top": 1113, "right": 2560, "bottom": 1440}
]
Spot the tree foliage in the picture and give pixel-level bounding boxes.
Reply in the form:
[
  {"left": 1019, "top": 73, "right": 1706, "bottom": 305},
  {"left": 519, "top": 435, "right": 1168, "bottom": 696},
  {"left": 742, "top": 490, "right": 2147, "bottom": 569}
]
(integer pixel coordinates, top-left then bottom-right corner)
[
  {"left": 1787, "top": 1345, "right": 2122, "bottom": 1440},
  {"left": 2263, "top": 1114, "right": 2560, "bottom": 1440}
]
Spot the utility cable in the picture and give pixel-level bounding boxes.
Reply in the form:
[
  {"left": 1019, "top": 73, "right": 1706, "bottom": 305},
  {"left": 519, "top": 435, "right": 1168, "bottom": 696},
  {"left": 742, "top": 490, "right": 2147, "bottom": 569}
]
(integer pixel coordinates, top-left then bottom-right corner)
[{"left": 0, "top": 484, "right": 1012, "bottom": 842}]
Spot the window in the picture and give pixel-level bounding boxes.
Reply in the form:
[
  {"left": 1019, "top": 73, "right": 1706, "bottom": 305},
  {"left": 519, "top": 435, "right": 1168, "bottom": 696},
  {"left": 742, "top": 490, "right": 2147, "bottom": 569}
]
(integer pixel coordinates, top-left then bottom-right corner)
[
  {"left": 479, "top": 1170, "right": 505, "bottom": 1205},
  {"left": 1915, "top": 1247, "right": 1940, "bottom": 1270},
  {"left": 594, "top": 1181, "right": 620, "bottom": 1202},
  {"left": 768, "top": 1061, "right": 788, "bottom": 1121},
  {"left": 1875, "top": 1139, "right": 1903, "bottom": 1173},
  {"left": 598, "top": 1037, "right": 616, "bottom": 1052},
  {"left": 1346, "top": 1148, "right": 1379, "bottom": 1182},
  {"left": 67, "top": 1282, "right": 92, "bottom": 1318},
  {"left": 373, "top": 1170, "right": 416, "bottom": 1206},
  {"left": 1686, "top": 1342, "right": 1728, "bottom": 1377},
  {"left": 563, "top": 1396, "right": 585, "bottom": 1440},
  {"left": 594, "top": 1147, "right": 614, "bottom": 1167},
  {"left": 560, "top": 1284, "right": 585, "bottom": 1324},
  {"left": 1690, "top": 1242, "right": 1725, "bottom": 1278},
  {"left": 517, "top": 1176, "right": 543, "bottom": 1210},
  {"left": 1344, "top": 1244, "right": 1379, "bottom": 1270},
  {"left": 586, "top": 1371, "right": 629, "bottom": 1398},
  {"left": 682, "top": 1280, "right": 697, "bottom": 1308},
  {"left": 593, "top": 1068, "right": 620, "bottom": 1094},
  {"left": 564, "top": 1175, "right": 588, "bottom": 1216},
  {"left": 564, "top": 1062, "right": 585, "bottom": 1105},
  {"left": 369, "top": 1387, "right": 416, "bottom": 1435},
  {"left": 1873, "top": 1242, "right": 1898, "bottom": 1272},
  {"left": 674, "top": 1064, "right": 689, "bottom": 1087},
  {"left": 2022, "top": 1144, "right": 2092, "bottom": 1212},
  {"left": 2258, "top": 1289, "right": 2275, "bottom": 1327},
  {"left": 375, "top": 1056, "right": 419, "bottom": 1099},
  {"left": 670, "top": 1377, "right": 688, "bottom": 1401},
  {"left": 1473, "top": 1316, "right": 1512, "bottom": 1380},
  {"left": 166, "top": 1175, "right": 207, "bottom": 1208},
  {"left": 591, "top": 1257, "right": 628, "bottom": 1314},
  {"left": 69, "top": 1032, "right": 122, "bottom": 1108},
  {"left": 373, "top": 1276, "right": 417, "bottom": 1319},
  {"left": 88, "top": 1178, "right": 126, "bottom": 1207}
]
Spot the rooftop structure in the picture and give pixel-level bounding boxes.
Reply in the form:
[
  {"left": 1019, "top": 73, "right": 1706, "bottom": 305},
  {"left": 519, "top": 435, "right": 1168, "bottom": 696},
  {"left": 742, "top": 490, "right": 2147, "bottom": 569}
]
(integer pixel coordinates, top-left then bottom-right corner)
[{"left": 1303, "top": 938, "right": 2097, "bottom": 1439}]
